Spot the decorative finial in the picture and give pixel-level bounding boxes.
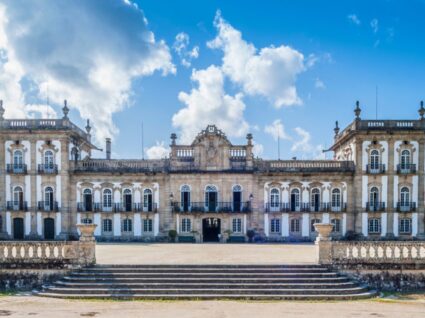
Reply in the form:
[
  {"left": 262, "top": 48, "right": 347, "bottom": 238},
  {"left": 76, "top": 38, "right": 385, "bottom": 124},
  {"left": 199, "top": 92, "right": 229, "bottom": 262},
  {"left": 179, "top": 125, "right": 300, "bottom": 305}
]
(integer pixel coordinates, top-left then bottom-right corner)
[
  {"left": 0, "top": 99, "right": 4, "bottom": 120},
  {"left": 419, "top": 101, "right": 425, "bottom": 120},
  {"left": 85, "top": 119, "right": 91, "bottom": 134},
  {"left": 170, "top": 133, "right": 177, "bottom": 145},
  {"left": 62, "top": 99, "right": 69, "bottom": 119},
  {"left": 354, "top": 100, "right": 361, "bottom": 120},
  {"left": 246, "top": 133, "right": 253, "bottom": 146},
  {"left": 334, "top": 121, "right": 340, "bottom": 136}
]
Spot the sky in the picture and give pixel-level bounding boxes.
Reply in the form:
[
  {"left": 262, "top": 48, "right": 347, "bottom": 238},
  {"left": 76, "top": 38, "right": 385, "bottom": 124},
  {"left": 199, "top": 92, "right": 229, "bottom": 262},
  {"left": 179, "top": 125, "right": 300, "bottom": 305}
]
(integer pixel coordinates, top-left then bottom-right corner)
[{"left": 0, "top": 0, "right": 425, "bottom": 160}]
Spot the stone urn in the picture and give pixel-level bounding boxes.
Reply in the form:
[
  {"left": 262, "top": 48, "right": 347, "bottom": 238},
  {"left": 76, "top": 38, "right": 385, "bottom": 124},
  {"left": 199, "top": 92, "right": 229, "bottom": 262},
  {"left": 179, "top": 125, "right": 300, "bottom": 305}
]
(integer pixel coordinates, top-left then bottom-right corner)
[
  {"left": 314, "top": 223, "right": 334, "bottom": 242},
  {"left": 76, "top": 224, "right": 97, "bottom": 242}
]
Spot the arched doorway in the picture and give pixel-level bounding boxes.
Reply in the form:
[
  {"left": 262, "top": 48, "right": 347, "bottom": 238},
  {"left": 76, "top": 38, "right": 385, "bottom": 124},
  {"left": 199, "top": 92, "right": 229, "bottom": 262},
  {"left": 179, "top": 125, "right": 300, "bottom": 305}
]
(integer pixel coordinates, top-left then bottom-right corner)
[
  {"left": 44, "top": 218, "right": 55, "bottom": 240},
  {"left": 202, "top": 218, "right": 221, "bottom": 242},
  {"left": 13, "top": 218, "right": 24, "bottom": 239},
  {"left": 205, "top": 185, "right": 218, "bottom": 212}
]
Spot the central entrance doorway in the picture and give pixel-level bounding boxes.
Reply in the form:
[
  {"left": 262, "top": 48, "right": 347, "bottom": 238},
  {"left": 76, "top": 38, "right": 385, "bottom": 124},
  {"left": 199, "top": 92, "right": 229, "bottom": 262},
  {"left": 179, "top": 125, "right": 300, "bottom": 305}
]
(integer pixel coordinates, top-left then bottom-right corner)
[{"left": 202, "top": 218, "right": 221, "bottom": 242}]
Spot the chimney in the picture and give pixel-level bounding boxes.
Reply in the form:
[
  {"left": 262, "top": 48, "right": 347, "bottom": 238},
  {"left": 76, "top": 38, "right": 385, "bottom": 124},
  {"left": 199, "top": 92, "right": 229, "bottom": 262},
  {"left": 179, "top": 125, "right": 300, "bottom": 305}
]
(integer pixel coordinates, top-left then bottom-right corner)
[{"left": 106, "top": 138, "right": 111, "bottom": 159}]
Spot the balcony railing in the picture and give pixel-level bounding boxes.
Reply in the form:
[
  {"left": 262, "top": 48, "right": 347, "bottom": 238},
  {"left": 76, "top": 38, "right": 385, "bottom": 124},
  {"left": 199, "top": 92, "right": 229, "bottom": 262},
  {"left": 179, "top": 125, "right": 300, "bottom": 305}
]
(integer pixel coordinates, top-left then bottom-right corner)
[
  {"left": 366, "top": 202, "right": 386, "bottom": 212},
  {"left": 366, "top": 164, "right": 386, "bottom": 174},
  {"left": 397, "top": 202, "right": 416, "bottom": 212},
  {"left": 6, "top": 201, "right": 28, "bottom": 211},
  {"left": 397, "top": 164, "right": 416, "bottom": 174},
  {"left": 37, "top": 201, "right": 59, "bottom": 212},
  {"left": 38, "top": 164, "right": 58, "bottom": 174},
  {"left": 172, "top": 202, "right": 252, "bottom": 213},
  {"left": 77, "top": 202, "right": 101, "bottom": 212},
  {"left": 265, "top": 202, "right": 347, "bottom": 212},
  {"left": 6, "top": 164, "right": 27, "bottom": 174}
]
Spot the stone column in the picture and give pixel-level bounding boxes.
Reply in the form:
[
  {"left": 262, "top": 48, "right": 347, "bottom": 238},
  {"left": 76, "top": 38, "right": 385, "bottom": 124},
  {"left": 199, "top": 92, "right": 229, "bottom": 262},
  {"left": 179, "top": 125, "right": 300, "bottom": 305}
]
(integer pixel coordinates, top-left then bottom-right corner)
[
  {"left": 0, "top": 134, "right": 7, "bottom": 239},
  {"left": 386, "top": 138, "right": 395, "bottom": 238},
  {"left": 76, "top": 223, "right": 97, "bottom": 266},
  {"left": 353, "top": 138, "right": 364, "bottom": 234},
  {"left": 417, "top": 138, "right": 425, "bottom": 238},
  {"left": 59, "top": 138, "right": 74, "bottom": 239},
  {"left": 314, "top": 223, "right": 334, "bottom": 265},
  {"left": 29, "top": 138, "right": 38, "bottom": 239}
]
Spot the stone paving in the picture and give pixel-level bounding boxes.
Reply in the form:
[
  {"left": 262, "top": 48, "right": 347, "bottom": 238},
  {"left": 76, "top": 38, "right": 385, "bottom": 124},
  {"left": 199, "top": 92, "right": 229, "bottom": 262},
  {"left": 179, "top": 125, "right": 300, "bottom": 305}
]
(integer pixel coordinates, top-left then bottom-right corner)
[{"left": 96, "top": 243, "right": 317, "bottom": 264}]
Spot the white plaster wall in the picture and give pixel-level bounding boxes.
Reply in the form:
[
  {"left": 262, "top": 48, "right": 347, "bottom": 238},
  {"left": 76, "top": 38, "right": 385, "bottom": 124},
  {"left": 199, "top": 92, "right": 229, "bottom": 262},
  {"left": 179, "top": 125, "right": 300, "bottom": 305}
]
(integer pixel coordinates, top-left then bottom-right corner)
[
  {"left": 52, "top": 140, "right": 61, "bottom": 170},
  {"left": 411, "top": 141, "right": 419, "bottom": 167},
  {"left": 393, "top": 175, "right": 399, "bottom": 208},
  {"left": 134, "top": 189, "right": 141, "bottom": 203},
  {"left": 302, "top": 213, "right": 309, "bottom": 236},
  {"left": 5, "top": 175, "right": 11, "bottom": 201},
  {"left": 323, "top": 182, "right": 330, "bottom": 203},
  {"left": 282, "top": 184, "right": 289, "bottom": 203},
  {"left": 6, "top": 212, "right": 11, "bottom": 235},
  {"left": 55, "top": 213, "right": 61, "bottom": 236},
  {"left": 302, "top": 182, "right": 309, "bottom": 203},
  {"left": 36, "top": 140, "right": 43, "bottom": 166},
  {"left": 394, "top": 141, "right": 402, "bottom": 171},
  {"left": 5, "top": 141, "right": 12, "bottom": 164},
  {"left": 412, "top": 213, "right": 418, "bottom": 236},
  {"left": 176, "top": 214, "right": 180, "bottom": 234},
  {"left": 342, "top": 182, "right": 347, "bottom": 203},
  {"left": 94, "top": 190, "right": 101, "bottom": 203},
  {"left": 342, "top": 213, "right": 347, "bottom": 235},
  {"left": 114, "top": 189, "right": 120, "bottom": 203},
  {"left": 21, "top": 141, "right": 31, "bottom": 170},
  {"left": 362, "top": 212, "right": 368, "bottom": 236},
  {"left": 393, "top": 212, "right": 399, "bottom": 237},
  {"left": 381, "top": 175, "right": 388, "bottom": 204},
  {"left": 113, "top": 214, "right": 121, "bottom": 236},
  {"left": 282, "top": 213, "right": 289, "bottom": 237},
  {"left": 381, "top": 212, "right": 387, "bottom": 237},
  {"left": 134, "top": 214, "right": 141, "bottom": 236},
  {"left": 263, "top": 183, "right": 269, "bottom": 204},
  {"left": 362, "top": 141, "right": 371, "bottom": 170},
  {"left": 94, "top": 213, "right": 101, "bottom": 236},
  {"left": 76, "top": 213, "right": 81, "bottom": 235},
  {"left": 36, "top": 212, "right": 42, "bottom": 236},
  {"left": 153, "top": 183, "right": 160, "bottom": 206},
  {"left": 264, "top": 213, "right": 269, "bottom": 236},
  {"left": 36, "top": 175, "right": 42, "bottom": 202},
  {"left": 413, "top": 175, "right": 419, "bottom": 204},
  {"left": 25, "top": 212, "right": 31, "bottom": 236},
  {"left": 25, "top": 175, "right": 31, "bottom": 207},
  {"left": 56, "top": 175, "right": 61, "bottom": 207},
  {"left": 154, "top": 213, "right": 159, "bottom": 236},
  {"left": 362, "top": 176, "right": 368, "bottom": 208},
  {"left": 322, "top": 213, "right": 329, "bottom": 223},
  {"left": 243, "top": 214, "right": 247, "bottom": 234}
]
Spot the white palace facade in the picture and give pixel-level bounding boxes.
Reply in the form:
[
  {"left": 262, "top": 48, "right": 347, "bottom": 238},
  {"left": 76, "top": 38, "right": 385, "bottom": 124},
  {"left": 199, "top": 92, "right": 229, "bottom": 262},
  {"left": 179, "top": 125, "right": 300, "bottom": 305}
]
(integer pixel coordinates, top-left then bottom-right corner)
[{"left": 0, "top": 100, "right": 425, "bottom": 242}]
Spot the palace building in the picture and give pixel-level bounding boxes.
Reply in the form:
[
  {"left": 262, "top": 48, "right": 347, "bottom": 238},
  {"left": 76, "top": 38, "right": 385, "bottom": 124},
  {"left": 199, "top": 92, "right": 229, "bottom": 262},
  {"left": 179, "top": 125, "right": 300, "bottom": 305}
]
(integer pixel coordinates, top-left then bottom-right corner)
[{"left": 0, "top": 100, "right": 424, "bottom": 242}]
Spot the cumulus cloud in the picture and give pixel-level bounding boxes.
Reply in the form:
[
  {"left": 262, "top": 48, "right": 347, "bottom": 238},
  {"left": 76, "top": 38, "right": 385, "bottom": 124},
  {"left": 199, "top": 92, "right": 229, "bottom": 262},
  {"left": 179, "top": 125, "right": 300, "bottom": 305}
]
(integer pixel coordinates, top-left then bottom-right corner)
[
  {"left": 173, "top": 32, "right": 199, "bottom": 68},
  {"left": 314, "top": 78, "right": 326, "bottom": 89},
  {"left": 0, "top": 0, "right": 175, "bottom": 145},
  {"left": 252, "top": 141, "right": 264, "bottom": 157},
  {"left": 347, "top": 14, "right": 361, "bottom": 25},
  {"left": 172, "top": 65, "right": 249, "bottom": 143},
  {"left": 145, "top": 141, "right": 169, "bottom": 159},
  {"left": 207, "top": 11, "right": 307, "bottom": 108},
  {"left": 370, "top": 19, "right": 379, "bottom": 33},
  {"left": 264, "top": 119, "right": 291, "bottom": 141},
  {"left": 291, "top": 127, "right": 324, "bottom": 159}
]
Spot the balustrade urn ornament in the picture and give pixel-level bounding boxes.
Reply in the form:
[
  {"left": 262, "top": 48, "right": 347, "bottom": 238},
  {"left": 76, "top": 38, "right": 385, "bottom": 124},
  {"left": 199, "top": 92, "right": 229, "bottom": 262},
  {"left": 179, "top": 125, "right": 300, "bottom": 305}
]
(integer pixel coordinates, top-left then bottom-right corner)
[
  {"left": 334, "top": 121, "right": 340, "bottom": 137},
  {"left": 77, "top": 223, "right": 97, "bottom": 242},
  {"left": 354, "top": 101, "right": 361, "bottom": 120},
  {"left": 314, "top": 223, "right": 334, "bottom": 241},
  {"left": 419, "top": 101, "right": 425, "bottom": 120},
  {"left": 62, "top": 100, "right": 69, "bottom": 119}
]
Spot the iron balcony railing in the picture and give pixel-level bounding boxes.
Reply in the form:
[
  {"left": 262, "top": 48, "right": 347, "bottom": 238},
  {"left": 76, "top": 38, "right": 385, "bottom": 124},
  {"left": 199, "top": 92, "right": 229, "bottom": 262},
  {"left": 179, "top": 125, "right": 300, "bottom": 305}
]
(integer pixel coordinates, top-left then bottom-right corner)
[
  {"left": 366, "top": 164, "right": 386, "bottom": 174},
  {"left": 38, "top": 164, "right": 58, "bottom": 174},
  {"left": 265, "top": 202, "right": 347, "bottom": 212},
  {"left": 110, "top": 203, "right": 157, "bottom": 212},
  {"left": 397, "top": 202, "right": 416, "bottom": 212},
  {"left": 77, "top": 202, "right": 101, "bottom": 212},
  {"left": 37, "top": 201, "right": 59, "bottom": 212},
  {"left": 172, "top": 201, "right": 252, "bottom": 213},
  {"left": 6, "top": 164, "right": 27, "bottom": 174},
  {"left": 6, "top": 201, "right": 28, "bottom": 211},
  {"left": 397, "top": 164, "right": 416, "bottom": 174},
  {"left": 366, "top": 202, "right": 386, "bottom": 212}
]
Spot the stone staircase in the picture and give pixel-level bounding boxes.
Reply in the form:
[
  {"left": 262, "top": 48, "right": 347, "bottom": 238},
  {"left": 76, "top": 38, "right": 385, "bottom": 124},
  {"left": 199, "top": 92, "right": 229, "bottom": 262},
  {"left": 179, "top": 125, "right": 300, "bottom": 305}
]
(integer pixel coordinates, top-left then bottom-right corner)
[{"left": 35, "top": 264, "right": 377, "bottom": 300}]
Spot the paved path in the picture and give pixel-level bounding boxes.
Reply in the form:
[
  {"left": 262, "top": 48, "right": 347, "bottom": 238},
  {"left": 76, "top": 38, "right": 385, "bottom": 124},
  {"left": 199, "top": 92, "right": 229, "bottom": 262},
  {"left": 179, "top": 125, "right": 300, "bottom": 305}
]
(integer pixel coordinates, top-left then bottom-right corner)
[
  {"left": 96, "top": 243, "right": 317, "bottom": 264},
  {"left": 1, "top": 296, "right": 425, "bottom": 318}
]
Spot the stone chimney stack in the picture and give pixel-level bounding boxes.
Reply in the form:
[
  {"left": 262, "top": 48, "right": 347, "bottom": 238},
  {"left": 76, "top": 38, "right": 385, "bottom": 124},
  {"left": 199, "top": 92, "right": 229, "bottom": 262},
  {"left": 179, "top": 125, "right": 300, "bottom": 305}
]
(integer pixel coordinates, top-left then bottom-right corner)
[{"left": 106, "top": 138, "right": 111, "bottom": 160}]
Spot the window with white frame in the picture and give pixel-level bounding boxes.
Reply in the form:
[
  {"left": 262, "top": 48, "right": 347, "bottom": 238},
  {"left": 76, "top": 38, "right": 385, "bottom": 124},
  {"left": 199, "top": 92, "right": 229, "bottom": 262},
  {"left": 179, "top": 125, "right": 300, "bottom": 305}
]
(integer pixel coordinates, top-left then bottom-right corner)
[
  {"left": 290, "top": 188, "right": 300, "bottom": 210},
  {"left": 81, "top": 218, "right": 92, "bottom": 224},
  {"left": 102, "top": 219, "right": 112, "bottom": 232},
  {"left": 290, "top": 218, "right": 300, "bottom": 233},
  {"left": 180, "top": 185, "right": 191, "bottom": 211},
  {"left": 311, "top": 188, "right": 320, "bottom": 211},
  {"left": 369, "top": 187, "right": 379, "bottom": 208},
  {"left": 370, "top": 149, "right": 380, "bottom": 170},
  {"left": 13, "top": 150, "right": 23, "bottom": 166},
  {"left": 270, "top": 218, "right": 280, "bottom": 233},
  {"left": 331, "top": 219, "right": 341, "bottom": 233},
  {"left": 103, "top": 189, "right": 112, "bottom": 208},
  {"left": 399, "top": 218, "right": 412, "bottom": 234},
  {"left": 232, "top": 218, "right": 242, "bottom": 233},
  {"left": 122, "top": 219, "right": 132, "bottom": 232},
  {"left": 368, "top": 218, "right": 381, "bottom": 234},
  {"left": 143, "top": 189, "right": 153, "bottom": 211},
  {"left": 400, "top": 187, "right": 410, "bottom": 207},
  {"left": 44, "top": 150, "right": 54, "bottom": 167},
  {"left": 331, "top": 188, "right": 341, "bottom": 208},
  {"left": 400, "top": 150, "right": 411, "bottom": 170},
  {"left": 181, "top": 218, "right": 191, "bottom": 233},
  {"left": 310, "top": 218, "right": 321, "bottom": 232},
  {"left": 143, "top": 219, "right": 153, "bottom": 232},
  {"left": 270, "top": 188, "right": 280, "bottom": 209}
]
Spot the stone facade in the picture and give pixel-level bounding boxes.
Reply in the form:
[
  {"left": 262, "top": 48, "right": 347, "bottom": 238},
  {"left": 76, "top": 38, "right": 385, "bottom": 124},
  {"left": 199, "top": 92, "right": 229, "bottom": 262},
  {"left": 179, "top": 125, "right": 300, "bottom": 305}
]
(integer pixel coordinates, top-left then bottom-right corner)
[{"left": 1, "top": 100, "right": 425, "bottom": 242}]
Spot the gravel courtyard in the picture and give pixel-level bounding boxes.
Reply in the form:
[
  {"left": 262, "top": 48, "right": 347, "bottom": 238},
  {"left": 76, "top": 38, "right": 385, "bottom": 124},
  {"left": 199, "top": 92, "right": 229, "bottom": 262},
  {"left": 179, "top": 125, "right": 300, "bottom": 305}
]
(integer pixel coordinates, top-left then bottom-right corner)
[{"left": 96, "top": 243, "right": 317, "bottom": 264}]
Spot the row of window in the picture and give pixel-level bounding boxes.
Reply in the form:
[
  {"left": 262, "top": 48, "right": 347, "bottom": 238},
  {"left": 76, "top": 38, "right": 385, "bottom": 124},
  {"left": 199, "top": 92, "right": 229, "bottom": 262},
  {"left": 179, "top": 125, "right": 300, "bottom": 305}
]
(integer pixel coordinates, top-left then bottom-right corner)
[
  {"left": 269, "top": 188, "right": 343, "bottom": 207},
  {"left": 269, "top": 218, "right": 341, "bottom": 234},
  {"left": 367, "top": 218, "right": 412, "bottom": 234},
  {"left": 179, "top": 218, "right": 243, "bottom": 234},
  {"left": 81, "top": 218, "right": 153, "bottom": 233}
]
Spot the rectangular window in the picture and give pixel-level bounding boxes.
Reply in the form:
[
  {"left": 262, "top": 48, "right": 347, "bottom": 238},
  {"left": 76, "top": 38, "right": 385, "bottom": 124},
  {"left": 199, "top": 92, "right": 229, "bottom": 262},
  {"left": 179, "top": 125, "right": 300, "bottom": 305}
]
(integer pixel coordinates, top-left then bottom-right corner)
[
  {"left": 143, "top": 219, "right": 153, "bottom": 232},
  {"left": 331, "top": 219, "right": 341, "bottom": 233},
  {"left": 290, "top": 219, "right": 300, "bottom": 233},
  {"left": 122, "top": 219, "right": 132, "bottom": 232},
  {"left": 181, "top": 218, "right": 191, "bottom": 233},
  {"left": 232, "top": 218, "right": 242, "bottom": 233},
  {"left": 368, "top": 218, "right": 381, "bottom": 234},
  {"left": 102, "top": 219, "right": 112, "bottom": 232},
  {"left": 310, "top": 219, "right": 321, "bottom": 232},
  {"left": 399, "top": 218, "right": 412, "bottom": 234},
  {"left": 270, "top": 218, "right": 280, "bottom": 233}
]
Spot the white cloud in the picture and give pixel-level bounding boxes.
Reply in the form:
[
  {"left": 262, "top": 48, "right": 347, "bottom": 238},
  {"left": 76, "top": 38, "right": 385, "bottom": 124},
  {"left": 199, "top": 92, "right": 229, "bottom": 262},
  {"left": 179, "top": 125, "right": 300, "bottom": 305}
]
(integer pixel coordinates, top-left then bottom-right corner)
[
  {"left": 264, "top": 119, "right": 291, "bottom": 141},
  {"left": 347, "top": 14, "right": 361, "bottom": 25},
  {"left": 173, "top": 32, "right": 199, "bottom": 68},
  {"left": 370, "top": 19, "right": 379, "bottom": 33},
  {"left": 252, "top": 141, "right": 264, "bottom": 157},
  {"left": 172, "top": 65, "right": 249, "bottom": 143},
  {"left": 207, "top": 11, "right": 307, "bottom": 108},
  {"left": 0, "top": 0, "right": 175, "bottom": 145},
  {"left": 291, "top": 127, "right": 324, "bottom": 159},
  {"left": 314, "top": 78, "right": 326, "bottom": 89},
  {"left": 145, "top": 141, "right": 169, "bottom": 159}
]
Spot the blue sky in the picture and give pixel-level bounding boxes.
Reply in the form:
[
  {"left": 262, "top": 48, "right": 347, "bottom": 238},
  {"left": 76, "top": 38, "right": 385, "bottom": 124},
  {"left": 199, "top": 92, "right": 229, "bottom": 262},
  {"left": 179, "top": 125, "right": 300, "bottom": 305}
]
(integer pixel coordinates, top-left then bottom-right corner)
[{"left": 1, "top": 0, "right": 425, "bottom": 159}]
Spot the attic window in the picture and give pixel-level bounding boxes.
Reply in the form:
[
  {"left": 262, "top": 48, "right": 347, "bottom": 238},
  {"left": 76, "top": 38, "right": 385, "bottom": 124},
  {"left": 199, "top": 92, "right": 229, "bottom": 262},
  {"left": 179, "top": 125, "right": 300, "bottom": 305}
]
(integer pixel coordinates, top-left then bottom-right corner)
[
  {"left": 15, "top": 140, "right": 19, "bottom": 145},
  {"left": 403, "top": 141, "right": 409, "bottom": 145},
  {"left": 46, "top": 140, "right": 51, "bottom": 145}
]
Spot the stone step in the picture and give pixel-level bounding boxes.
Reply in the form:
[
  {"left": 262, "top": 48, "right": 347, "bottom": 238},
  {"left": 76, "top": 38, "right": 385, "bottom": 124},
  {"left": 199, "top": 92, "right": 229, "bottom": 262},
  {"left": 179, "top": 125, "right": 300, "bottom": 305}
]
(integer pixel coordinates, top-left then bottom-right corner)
[
  {"left": 91, "top": 264, "right": 325, "bottom": 269},
  {"left": 35, "top": 291, "right": 378, "bottom": 301},
  {"left": 79, "top": 268, "right": 330, "bottom": 274}
]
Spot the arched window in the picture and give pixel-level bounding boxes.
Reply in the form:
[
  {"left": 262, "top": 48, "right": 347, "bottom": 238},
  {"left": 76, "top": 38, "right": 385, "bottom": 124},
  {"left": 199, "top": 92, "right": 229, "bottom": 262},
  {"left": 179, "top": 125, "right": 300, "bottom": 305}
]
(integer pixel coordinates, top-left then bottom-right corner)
[
  {"left": 13, "top": 186, "right": 24, "bottom": 210},
  {"left": 103, "top": 189, "right": 112, "bottom": 210},
  {"left": 331, "top": 189, "right": 341, "bottom": 209},
  {"left": 102, "top": 219, "right": 112, "bottom": 233},
  {"left": 13, "top": 150, "right": 23, "bottom": 166},
  {"left": 123, "top": 189, "right": 132, "bottom": 212},
  {"left": 331, "top": 219, "right": 341, "bottom": 233},
  {"left": 83, "top": 189, "right": 93, "bottom": 212},
  {"left": 232, "top": 185, "right": 242, "bottom": 212},
  {"left": 311, "top": 188, "right": 320, "bottom": 212},
  {"left": 400, "top": 187, "right": 410, "bottom": 210},
  {"left": 180, "top": 185, "right": 191, "bottom": 212},
  {"left": 310, "top": 218, "right": 321, "bottom": 232},
  {"left": 143, "top": 189, "right": 153, "bottom": 211},
  {"left": 122, "top": 219, "right": 132, "bottom": 232},
  {"left": 270, "top": 188, "right": 280, "bottom": 209},
  {"left": 44, "top": 150, "right": 54, "bottom": 167},
  {"left": 369, "top": 187, "right": 379, "bottom": 210},
  {"left": 370, "top": 150, "right": 380, "bottom": 170},
  {"left": 205, "top": 185, "right": 218, "bottom": 212},
  {"left": 290, "top": 189, "right": 300, "bottom": 211},
  {"left": 400, "top": 150, "right": 411, "bottom": 170},
  {"left": 44, "top": 186, "right": 54, "bottom": 211},
  {"left": 290, "top": 218, "right": 300, "bottom": 233}
]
